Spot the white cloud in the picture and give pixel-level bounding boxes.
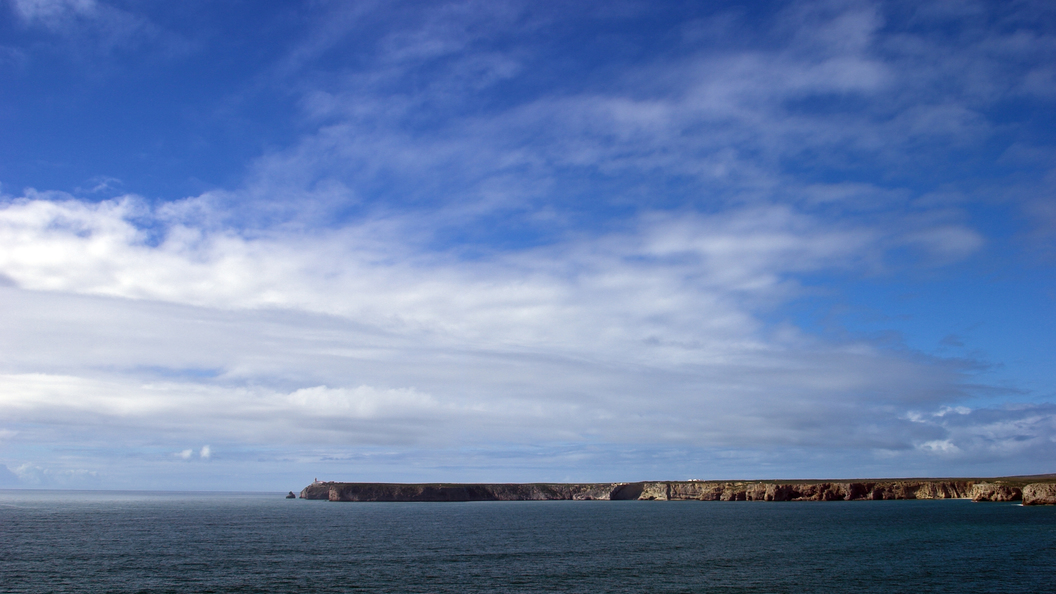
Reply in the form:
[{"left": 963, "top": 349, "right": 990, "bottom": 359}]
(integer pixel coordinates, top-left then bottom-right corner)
[
  {"left": 199, "top": 445, "right": 210, "bottom": 459},
  {"left": 935, "top": 406, "right": 971, "bottom": 417},
  {"left": 228, "top": 0, "right": 1056, "bottom": 240},
  {"left": 0, "top": 189, "right": 989, "bottom": 459},
  {"left": 898, "top": 225, "right": 985, "bottom": 264},
  {"left": 0, "top": 190, "right": 1018, "bottom": 478},
  {"left": 11, "top": 462, "right": 99, "bottom": 486},
  {"left": 918, "top": 439, "right": 960, "bottom": 454},
  {"left": 9, "top": 0, "right": 176, "bottom": 56},
  {"left": 12, "top": 0, "right": 97, "bottom": 24},
  {"left": 0, "top": 196, "right": 980, "bottom": 340}
]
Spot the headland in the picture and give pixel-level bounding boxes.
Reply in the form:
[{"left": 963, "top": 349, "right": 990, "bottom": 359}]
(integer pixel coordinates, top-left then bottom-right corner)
[{"left": 300, "top": 475, "right": 1056, "bottom": 504}]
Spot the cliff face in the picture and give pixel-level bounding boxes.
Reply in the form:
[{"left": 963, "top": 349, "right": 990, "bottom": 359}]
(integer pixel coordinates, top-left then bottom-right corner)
[
  {"left": 299, "top": 482, "right": 331, "bottom": 499},
  {"left": 308, "top": 482, "right": 625, "bottom": 502},
  {"left": 300, "top": 478, "right": 1055, "bottom": 503},
  {"left": 1023, "top": 483, "right": 1056, "bottom": 505},
  {"left": 969, "top": 482, "right": 1022, "bottom": 502},
  {"left": 607, "top": 480, "right": 975, "bottom": 502}
]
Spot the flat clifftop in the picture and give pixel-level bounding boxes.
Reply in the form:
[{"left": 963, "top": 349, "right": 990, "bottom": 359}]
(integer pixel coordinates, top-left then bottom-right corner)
[{"left": 301, "top": 476, "right": 1056, "bottom": 505}]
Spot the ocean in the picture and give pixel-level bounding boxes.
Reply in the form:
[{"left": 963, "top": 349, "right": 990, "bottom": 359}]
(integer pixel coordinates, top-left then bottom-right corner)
[{"left": 1, "top": 490, "right": 1053, "bottom": 593}]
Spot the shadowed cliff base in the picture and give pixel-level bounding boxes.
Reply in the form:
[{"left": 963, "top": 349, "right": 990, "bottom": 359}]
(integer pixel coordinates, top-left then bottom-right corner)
[{"left": 300, "top": 476, "right": 1056, "bottom": 505}]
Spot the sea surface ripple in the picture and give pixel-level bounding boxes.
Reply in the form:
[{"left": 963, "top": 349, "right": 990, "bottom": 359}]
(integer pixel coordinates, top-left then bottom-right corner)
[{"left": 1, "top": 490, "right": 1053, "bottom": 593}]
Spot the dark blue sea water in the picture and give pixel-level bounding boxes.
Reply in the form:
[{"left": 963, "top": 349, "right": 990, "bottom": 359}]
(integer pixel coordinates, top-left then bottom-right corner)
[{"left": 1, "top": 491, "right": 1053, "bottom": 593}]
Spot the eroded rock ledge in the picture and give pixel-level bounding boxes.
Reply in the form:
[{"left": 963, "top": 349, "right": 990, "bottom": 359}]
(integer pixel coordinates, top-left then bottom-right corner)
[{"left": 300, "top": 476, "right": 1056, "bottom": 504}]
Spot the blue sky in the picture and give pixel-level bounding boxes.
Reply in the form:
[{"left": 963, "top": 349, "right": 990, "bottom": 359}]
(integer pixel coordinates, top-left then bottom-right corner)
[{"left": 0, "top": 0, "right": 1053, "bottom": 491}]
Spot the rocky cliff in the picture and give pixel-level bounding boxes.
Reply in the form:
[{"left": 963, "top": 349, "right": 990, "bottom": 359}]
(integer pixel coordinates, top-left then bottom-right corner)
[
  {"left": 1022, "top": 483, "right": 1056, "bottom": 505},
  {"left": 306, "top": 482, "right": 624, "bottom": 502},
  {"left": 300, "top": 476, "right": 1056, "bottom": 503}
]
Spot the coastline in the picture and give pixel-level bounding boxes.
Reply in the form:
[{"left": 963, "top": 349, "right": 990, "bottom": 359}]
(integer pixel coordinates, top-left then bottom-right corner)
[{"left": 300, "top": 475, "right": 1056, "bottom": 504}]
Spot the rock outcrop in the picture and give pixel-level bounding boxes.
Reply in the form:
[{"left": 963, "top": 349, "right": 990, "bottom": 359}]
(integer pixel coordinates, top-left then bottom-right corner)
[
  {"left": 299, "top": 482, "right": 331, "bottom": 499},
  {"left": 1022, "top": 483, "right": 1056, "bottom": 505},
  {"left": 969, "top": 482, "right": 1021, "bottom": 502},
  {"left": 300, "top": 476, "right": 1055, "bottom": 503}
]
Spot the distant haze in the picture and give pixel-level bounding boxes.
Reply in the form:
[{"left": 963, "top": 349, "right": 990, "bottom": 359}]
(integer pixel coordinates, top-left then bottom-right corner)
[{"left": 0, "top": 0, "right": 1053, "bottom": 491}]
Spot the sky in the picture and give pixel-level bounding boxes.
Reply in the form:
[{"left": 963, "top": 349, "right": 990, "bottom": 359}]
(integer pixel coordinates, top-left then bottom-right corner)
[{"left": 0, "top": 0, "right": 1053, "bottom": 491}]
